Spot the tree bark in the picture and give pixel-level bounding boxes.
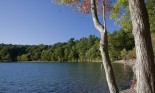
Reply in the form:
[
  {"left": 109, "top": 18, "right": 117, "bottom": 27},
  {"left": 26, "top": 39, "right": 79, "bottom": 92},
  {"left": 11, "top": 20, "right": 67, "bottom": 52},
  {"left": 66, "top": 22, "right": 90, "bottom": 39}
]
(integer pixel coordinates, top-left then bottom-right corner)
[
  {"left": 91, "top": 0, "right": 119, "bottom": 93},
  {"left": 128, "top": 0, "right": 155, "bottom": 93}
]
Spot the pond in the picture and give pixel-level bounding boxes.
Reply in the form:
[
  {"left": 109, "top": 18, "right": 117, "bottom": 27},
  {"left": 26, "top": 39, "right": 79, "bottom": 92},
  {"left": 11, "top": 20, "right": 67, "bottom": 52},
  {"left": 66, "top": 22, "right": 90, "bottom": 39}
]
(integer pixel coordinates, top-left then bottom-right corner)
[{"left": 0, "top": 62, "right": 133, "bottom": 93}]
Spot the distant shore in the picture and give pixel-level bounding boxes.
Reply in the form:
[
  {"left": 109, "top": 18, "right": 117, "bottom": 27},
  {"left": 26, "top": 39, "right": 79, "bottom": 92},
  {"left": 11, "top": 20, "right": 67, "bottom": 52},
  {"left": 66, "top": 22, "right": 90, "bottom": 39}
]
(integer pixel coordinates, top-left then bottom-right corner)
[{"left": 0, "top": 59, "right": 136, "bottom": 65}]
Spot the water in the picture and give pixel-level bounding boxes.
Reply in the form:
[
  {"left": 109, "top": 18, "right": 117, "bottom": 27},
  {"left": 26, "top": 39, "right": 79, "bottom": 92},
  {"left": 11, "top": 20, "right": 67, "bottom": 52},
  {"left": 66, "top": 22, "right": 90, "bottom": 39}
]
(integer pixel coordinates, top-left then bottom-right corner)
[{"left": 0, "top": 62, "right": 133, "bottom": 93}]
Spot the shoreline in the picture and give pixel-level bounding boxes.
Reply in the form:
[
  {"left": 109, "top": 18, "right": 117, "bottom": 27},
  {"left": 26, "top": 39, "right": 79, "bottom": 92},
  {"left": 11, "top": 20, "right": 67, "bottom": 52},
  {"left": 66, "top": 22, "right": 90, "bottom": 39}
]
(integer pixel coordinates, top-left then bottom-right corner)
[
  {"left": 0, "top": 59, "right": 136, "bottom": 65},
  {"left": 113, "top": 59, "right": 136, "bottom": 66},
  {"left": 120, "top": 88, "right": 136, "bottom": 93},
  {"left": 114, "top": 59, "right": 136, "bottom": 93}
]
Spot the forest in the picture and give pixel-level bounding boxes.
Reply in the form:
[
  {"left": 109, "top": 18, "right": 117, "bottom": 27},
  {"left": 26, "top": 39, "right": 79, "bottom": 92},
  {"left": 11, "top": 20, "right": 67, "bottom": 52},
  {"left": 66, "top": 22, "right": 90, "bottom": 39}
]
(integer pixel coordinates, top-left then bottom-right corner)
[{"left": 0, "top": 29, "right": 154, "bottom": 62}]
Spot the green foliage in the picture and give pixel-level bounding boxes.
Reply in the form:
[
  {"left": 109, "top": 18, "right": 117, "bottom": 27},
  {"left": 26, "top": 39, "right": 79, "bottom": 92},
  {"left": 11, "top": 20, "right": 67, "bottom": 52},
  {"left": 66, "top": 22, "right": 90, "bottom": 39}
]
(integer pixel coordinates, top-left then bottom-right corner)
[
  {"left": 108, "top": 29, "right": 135, "bottom": 61},
  {"left": 4, "top": 28, "right": 150, "bottom": 62},
  {"left": 0, "top": 31, "right": 138, "bottom": 62},
  {"left": 126, "top": 48, "right": 136, "bottom": 59},
  {"left": 41, "top": 50, "right": 52, "bottom": 61},
  {"left": 146, "top": 0, "right": 155, "bottom": 32},
  {"left": 19, "top": 54, "right": 30, "bottom": 61},
  {"left": 111, "top": 0, "right": 155, "bottom": 32},
  {"left": 86, "top": 42, "right": 101, "bottom": 61},
  {"left": 151, "top": 33, "right": 155, "bottom": 55},
  {"left": 0, "top": 35, "right": 100, "bottom": 62},
  {"left": 110, "top": 0, "right": 131, "bottom": 30},
  {"left": 0, "top": 45, "right": 26, "bottom": 61},
  {"left": 120, "top": 49, "right": 127, "bottom": 60}
]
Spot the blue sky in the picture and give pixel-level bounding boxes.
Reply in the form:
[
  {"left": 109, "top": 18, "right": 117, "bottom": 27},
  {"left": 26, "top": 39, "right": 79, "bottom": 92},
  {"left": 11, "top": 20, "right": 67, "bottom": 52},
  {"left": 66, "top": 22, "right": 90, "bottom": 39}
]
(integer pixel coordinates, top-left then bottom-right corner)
[{"left": 0, "top": 0, "right": 119, "bottom": 45}]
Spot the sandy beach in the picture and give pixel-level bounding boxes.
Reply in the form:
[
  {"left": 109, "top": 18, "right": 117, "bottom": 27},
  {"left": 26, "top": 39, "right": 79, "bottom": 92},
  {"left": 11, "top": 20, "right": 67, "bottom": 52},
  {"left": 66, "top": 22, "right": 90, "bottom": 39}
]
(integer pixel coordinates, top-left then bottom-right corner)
[{"left": 113, "top": 59, "right": 136, "bottom": 66}]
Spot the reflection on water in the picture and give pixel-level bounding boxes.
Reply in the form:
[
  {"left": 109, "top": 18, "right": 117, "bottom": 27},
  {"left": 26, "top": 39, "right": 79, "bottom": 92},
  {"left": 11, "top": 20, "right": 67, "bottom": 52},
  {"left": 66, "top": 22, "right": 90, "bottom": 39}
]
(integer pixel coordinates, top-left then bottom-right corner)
[
  {"left": 0, "top": 62, "right": 133, "bottom": 93},
  {"left": 112, "top": 63, "right": 133, "bottom": 90}
]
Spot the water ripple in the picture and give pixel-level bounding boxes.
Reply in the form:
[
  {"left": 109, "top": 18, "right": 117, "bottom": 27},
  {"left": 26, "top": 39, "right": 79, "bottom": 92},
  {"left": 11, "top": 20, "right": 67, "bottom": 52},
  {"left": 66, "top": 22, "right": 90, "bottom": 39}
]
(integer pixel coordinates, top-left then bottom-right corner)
[{"left": 0, "top": 62, "right": 132, "bottom": 93}]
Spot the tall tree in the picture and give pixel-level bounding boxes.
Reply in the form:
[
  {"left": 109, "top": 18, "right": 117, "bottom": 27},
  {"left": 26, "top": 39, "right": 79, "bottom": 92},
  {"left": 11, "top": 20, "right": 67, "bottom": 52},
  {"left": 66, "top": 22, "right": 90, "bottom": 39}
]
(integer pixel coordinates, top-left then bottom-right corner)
[
  {"left": 128, "top": 0, "right": 155, "bottom": 93},
  {"left": 52, "top": 0, "right": 119, "bottom": 92},
  {"left": 91, "top": 1, "right": 118, "bottom": 92}
]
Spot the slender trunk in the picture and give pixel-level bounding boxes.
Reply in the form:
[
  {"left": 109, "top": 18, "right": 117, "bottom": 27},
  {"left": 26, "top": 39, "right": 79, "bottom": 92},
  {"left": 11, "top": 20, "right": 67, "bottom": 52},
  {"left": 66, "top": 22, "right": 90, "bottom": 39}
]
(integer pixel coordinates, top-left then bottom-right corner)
[
  {"left": 128, "top": 0, "right": 155, "bottom": 93},
  {"left": 100, "top": 31, "right": 119, "bottom": 93},
  {"left": 91, "top": 0, "right": 119, "bottom": 93}
]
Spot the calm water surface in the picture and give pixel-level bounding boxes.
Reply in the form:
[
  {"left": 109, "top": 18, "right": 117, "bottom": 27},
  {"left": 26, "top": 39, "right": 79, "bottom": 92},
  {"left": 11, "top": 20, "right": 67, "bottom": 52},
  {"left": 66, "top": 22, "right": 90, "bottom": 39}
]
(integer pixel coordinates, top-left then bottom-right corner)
[{"left": 0, "top": 62, "right": 133, "bottom": 93}]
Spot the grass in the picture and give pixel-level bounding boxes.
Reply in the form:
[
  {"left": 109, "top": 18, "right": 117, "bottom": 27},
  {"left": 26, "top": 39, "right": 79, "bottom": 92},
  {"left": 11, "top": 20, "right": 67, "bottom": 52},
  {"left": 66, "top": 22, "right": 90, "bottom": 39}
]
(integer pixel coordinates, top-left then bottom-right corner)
[{"left": 151, "top": 33, "right": 155, "bottom": 55}]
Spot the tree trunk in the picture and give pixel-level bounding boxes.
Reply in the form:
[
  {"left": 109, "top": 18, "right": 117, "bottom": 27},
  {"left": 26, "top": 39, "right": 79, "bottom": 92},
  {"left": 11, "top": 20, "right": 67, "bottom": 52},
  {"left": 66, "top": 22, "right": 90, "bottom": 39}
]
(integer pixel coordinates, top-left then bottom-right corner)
[
  {"left": 91, "top": 0, "right": 119, "bottom": 93},
  {"left": 100, "top": 31, "right": 119, "bottom": 93},
  {"left": 128, "top": 0, "right": 155, "bottom": 93}
]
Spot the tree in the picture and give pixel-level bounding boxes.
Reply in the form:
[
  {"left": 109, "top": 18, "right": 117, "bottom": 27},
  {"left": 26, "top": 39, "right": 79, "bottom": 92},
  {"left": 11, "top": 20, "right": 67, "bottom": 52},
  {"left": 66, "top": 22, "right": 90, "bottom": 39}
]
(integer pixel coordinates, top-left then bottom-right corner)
[
  {"left": 77, "top": 37, "right": 89, "bottom": 62},
  {"left": 64, "top": 38, "right": 77, "bottom": 61},
  {"left": 69, "top": 46, "right": 79, "bottom": 62},
  {"left": 111, "top": 0, "right": 155, "bottom": 33},
  {"left": 86, "top": 43, "right": 101, "bottom": 62},
  {"left": 52, "top": 0, "right": 119, "bottom": 92},
  {"left": 41, "top": 50, "right": 51, "bottom": 61},
  {"left": 128, "top": 0, "right": 155, "bottom": 93},
  {"left": 108, "top": 29, "right": 134, "bottom": 61},
  {"left": 20, "top": 54, "right": 30, "bottom": 61},
  {"left": 110, "top": 0, "right": 131, "bottom": 31},
  {"left": 53, "top": 43, "right": 66, "bottom": 61}
]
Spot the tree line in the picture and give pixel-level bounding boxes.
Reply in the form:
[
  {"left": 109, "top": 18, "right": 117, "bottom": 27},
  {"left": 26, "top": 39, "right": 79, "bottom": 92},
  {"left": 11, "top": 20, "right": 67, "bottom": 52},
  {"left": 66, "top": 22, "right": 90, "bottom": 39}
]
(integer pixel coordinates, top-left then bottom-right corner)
[
  {"left": 0, "top": 29, "right": 140, "bottom": 62},
  {"left": 0, "top": 30, "right": 154, "bottom": 62}
]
